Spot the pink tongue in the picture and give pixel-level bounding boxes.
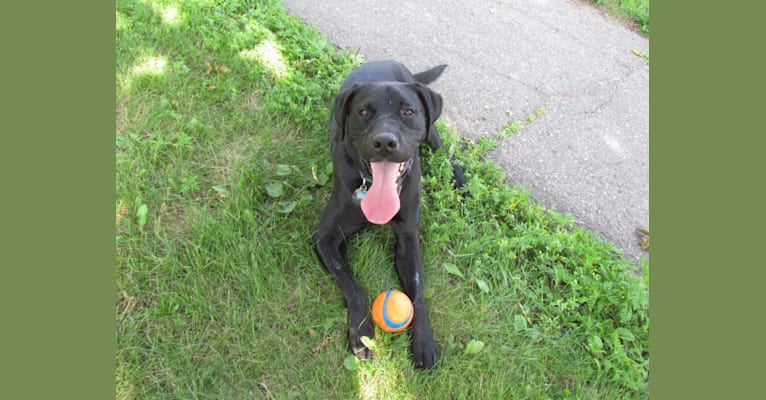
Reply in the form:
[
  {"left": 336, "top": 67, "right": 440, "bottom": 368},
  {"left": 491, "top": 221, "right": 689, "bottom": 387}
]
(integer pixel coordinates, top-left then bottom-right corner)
[{"left": 361, "top": 161, "right": 401, "bottom": 224}]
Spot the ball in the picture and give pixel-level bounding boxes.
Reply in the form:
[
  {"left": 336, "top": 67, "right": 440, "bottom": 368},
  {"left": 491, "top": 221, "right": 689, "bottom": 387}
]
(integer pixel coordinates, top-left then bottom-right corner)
[{"left": 371, "top": 289, "right": 414, "bottom": 332}]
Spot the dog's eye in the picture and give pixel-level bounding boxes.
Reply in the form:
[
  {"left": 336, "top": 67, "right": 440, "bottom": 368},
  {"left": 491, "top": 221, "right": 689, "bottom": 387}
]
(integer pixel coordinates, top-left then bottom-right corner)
[
  {"left": 402, "top": 108, "right": 415, "bottom": 117},
  {"left": 358, "top": 108, "right": 371, "bottom": 118}
]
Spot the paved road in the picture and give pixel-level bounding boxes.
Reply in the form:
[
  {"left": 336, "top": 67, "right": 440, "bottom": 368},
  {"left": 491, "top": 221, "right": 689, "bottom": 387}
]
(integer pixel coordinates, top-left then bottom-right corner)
[{"left": 284, "top": 0, "right": 649, "bottom": 266}]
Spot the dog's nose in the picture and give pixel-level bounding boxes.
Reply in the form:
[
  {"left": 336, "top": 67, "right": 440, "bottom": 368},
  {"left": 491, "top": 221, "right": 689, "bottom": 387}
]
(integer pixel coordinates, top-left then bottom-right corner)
[{"left": 372, "top": 132, "right": 398, "bottom": 153}]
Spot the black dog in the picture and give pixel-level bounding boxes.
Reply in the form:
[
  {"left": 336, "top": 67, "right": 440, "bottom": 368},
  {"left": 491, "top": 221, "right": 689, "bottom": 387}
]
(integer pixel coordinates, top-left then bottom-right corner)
[{"left": 313, "top": 60, "right": 466, "bottom": 369}]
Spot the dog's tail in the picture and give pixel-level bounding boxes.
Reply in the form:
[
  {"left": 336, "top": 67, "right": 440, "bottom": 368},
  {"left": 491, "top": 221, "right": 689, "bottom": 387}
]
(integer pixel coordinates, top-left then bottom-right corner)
[{"left": 413, "top": 64, "right": 447, "bottom": 85}]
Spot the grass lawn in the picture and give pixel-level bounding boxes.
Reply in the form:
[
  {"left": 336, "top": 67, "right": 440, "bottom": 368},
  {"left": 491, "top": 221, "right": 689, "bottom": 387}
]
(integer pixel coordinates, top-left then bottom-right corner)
[{"left": 116, "top": 0, "right": 649, "bottom": 398}]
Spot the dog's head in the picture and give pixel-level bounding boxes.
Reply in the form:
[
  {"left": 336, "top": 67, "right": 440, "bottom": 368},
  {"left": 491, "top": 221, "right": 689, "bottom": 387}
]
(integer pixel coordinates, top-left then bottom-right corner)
[{"left": 332, "top": 82, "right": 443, "bottom": 163}]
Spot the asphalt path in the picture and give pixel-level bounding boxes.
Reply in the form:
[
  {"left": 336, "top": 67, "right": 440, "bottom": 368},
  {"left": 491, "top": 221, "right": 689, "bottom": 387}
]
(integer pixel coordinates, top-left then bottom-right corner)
[{"left": 284, "top": 0, "right": 649, "bottom": 266}]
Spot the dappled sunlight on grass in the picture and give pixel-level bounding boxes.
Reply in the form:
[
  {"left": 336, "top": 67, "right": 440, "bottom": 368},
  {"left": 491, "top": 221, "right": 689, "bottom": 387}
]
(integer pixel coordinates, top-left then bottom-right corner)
[
  {"left": 160, "top": 4, "right": 182, "bottom": 26},
  {"left": 136, "top": 0, "right": 184, "bottom": 27},
  {"left": 118, "top": 48, "right": 170, "bottom": 91},
  {"left": 132, "top": 55, "right": 168, "bottom": 76},
  {"left": 346, "top": 330, "right": 421, "bottom": 400},
  {"left": 355, "top": 347, "right": 415, "bottom": 399},
  {"left": 239, "top": 39, "right": 290, "bottom": 79},
  {"left": 116, "top": 11, "right": 130, "bottom": 30}
]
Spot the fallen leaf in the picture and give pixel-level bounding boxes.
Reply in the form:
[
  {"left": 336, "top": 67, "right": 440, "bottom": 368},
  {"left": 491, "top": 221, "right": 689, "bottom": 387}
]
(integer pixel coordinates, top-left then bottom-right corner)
[
  {"left": 136, "top": 204, "right": 149, "bottom": 231},
  {"left": 444, "top": 262, "right": 465, "bottom": 279},
  {"left": 213, "top": 186, "right": 229, "bottom": 199},
  {"left": 360, "top": 336, "right": 376, "bottom": 350},
  {"left": 464, "top": 339, "right": 485, "bottom": 355},
  {"left": 513, "top": 314, "right": 528, "bottom": 331},
  {"left": 264, "top": 182, "right": 283, "bottom": 198},
  {"left": 635, "top": 227, "right": 650, "bottom": 250},
  {"left": 475, "top": 278, "right": 490, "bottom": 294},
  {"left": 278, "top": 201, "right": 297, "bottom": 214},
  {"left": 275, "top": 164, "right": 292, "bottom": 176},
  {"left": 343, "top": 355, "right": 358, "bottom": 371}
]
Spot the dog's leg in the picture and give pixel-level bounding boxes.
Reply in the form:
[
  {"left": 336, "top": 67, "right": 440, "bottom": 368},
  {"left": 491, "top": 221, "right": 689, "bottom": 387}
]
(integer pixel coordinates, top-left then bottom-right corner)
[
  {"left": 313, "top": 204, "right": 374, "bottom": 360},
  {"left": 425, "top": 124, "right": 468, "bottom": 189},
  {"left": 390, "top": 197, "right": 440, "bottom": 369}
]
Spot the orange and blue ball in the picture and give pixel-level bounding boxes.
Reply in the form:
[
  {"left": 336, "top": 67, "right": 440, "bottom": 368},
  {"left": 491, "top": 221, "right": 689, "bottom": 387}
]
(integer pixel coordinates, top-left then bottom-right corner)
[{"left": 371, "top": 289, "right": 414, "bottom": 332}]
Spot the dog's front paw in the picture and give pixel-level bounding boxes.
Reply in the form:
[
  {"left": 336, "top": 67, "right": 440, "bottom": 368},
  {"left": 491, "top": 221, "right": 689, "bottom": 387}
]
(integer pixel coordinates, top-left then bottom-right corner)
[
  {"left": 452, "top": 165, "right": 471, "bottom": 198},
  {"left": 411, "top": 331, "right": 439, "bottom": 369},
  {"left": 453, "top": 165, "right": 468, "bottom": 189},
  {"left": 351, "top": 341, "right": 373, "bottom": 360},
  {"left": 348, "top": 319, "right": 375, "bottom": 360}
]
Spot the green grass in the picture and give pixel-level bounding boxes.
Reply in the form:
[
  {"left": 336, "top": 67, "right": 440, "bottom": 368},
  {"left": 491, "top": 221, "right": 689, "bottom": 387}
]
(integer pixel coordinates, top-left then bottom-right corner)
[
  {"left": 116, "top": 0, "right": 649, "bottom": 398},
  {"left": 587, "top": 0, "right": 650, "bottom": 35}
]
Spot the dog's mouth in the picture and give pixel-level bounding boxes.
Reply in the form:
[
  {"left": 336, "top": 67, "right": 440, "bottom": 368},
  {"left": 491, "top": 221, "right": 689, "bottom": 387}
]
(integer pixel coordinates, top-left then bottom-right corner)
[{"left": 360, "top": 160, "right": 411, "bottom": 224}]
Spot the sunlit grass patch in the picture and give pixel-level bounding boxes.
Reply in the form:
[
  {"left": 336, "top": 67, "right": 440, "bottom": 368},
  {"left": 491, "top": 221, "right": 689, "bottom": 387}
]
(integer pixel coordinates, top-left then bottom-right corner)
[
  {"left": 132, "top": 55, "right": 168, "bottom": 76},
  {"left": 239, "top": 39, "right": 289, "bottom": 79},
  {"left": 159, "top": 4, "right": 181, "bottom": 26},
  {"left": 116, "top": 11, "right": 131, "bottom": 31}
]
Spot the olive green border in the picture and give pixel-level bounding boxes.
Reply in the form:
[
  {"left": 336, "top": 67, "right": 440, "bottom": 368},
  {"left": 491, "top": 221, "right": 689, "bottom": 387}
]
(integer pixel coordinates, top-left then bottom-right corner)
[
  {"left": 0, "top": 2, "right": 115, "bottom": 399},
  {"left": 651, "top": 2, "right": 765, "bottom": 398}
]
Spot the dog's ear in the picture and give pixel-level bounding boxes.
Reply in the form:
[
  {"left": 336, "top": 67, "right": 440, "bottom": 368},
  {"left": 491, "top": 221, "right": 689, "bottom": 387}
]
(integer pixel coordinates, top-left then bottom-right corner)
[
  {"left": 413, "top": 83, "right": 443, "bottom": 141},
  {"left": 332, "top": 84, "right": 359, "bottom": 141}
]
